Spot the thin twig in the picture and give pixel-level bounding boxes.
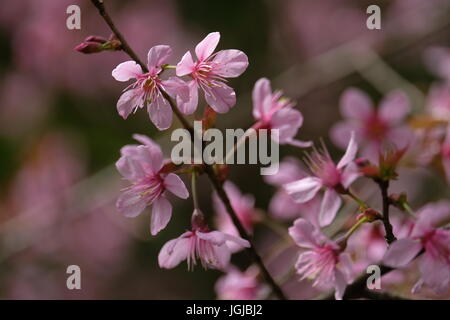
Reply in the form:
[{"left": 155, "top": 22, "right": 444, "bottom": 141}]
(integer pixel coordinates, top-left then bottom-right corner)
[
  {"left": 378, "top": 180, "right": 397, "bottom": 245},
  {"left": 89, "top": 0, "right": 286, "bottom": 300}
]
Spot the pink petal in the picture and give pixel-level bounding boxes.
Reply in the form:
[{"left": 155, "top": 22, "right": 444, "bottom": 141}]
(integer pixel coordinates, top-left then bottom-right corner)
[
  {"left": 337, "top": 131, "right": 357, "bottom": 169},
  {"left": 158, "top": 236, "right": 190, "bottom": 269},
  {"left": 414, "top": 200, "right": 450, "bottom": 234},
  {"left": 150, "top": 196, "right": 172, "bottom": 236},
  {"left": 270, "top": 109, "right": 304, "bottom": 144},
  {"left": 382, "top": 238, "right": 422, "bottom": 267},
  {"left": 116, "top": 189, "right": 147, "bottom": 218},
  {"left": 213, "top": 49, "right": 249, "bottom": 78},
  {"left": 112, "top": 61, "right": 143, "bottom": 82},
  {"left": 340, "top": 87, "right": 373, "bottom": 120},
  {"left": 116, "top": 89, "right": 143, "bottom": 119},
  {"left": 334, "top": 269, "right": 348, "bottom": 300},
  {"left": 387, "top": 126, "right": 413, "bottom": 149},
  {"left": 164, "top": 173, "right": 189, "bottom": 199},
  {"left": 319, "top": 188, "right": 342, "bottom": 227},
  {"left": 132, "top": 134, "right": 159, "bottom": 149},
  {"left": 288, "top": 218, "right": 325, "bottom": 249},
  {"left": 340, "top": 162, "right": 360, "bottom": 189},
  {"left": 338, "top": 252, "right": 354, "bottom": 282},
  {"left": 252, "top": 78, "right": 272, "bottom": 119},
  {"left": 284, "top": 177, "right": 322, "bottom": 203},
  {"left": 116, "top": 155, "right": 145, "bottom": 181},
  {"left": 264, "top": 157, "right": 306, "bottom": 186},
  {"left": 148, "top": 94, "right": 173, "bottom": 130},
  {"left": 419, "top": 252, "right": 450, "bottom": 295},
  {"left": 176, "top": 51, "right": 196, "bottom": 77},
  {"left": 195, "top": 32, "right": 220, "bottom": 61},
  {"left": 176, "top": 80, "right": 198, "bottom": 114},
  {"left": 212, "top": 244, "right": 232, "bottom": 270},
  {"left": 203, "top": 83, "right": 236, "bottom": 113},
  {"left": 147, "top": 45, "right": 172, "bottom": 74},
  {"left": 138, "top": 144, "right": 163, "bottom": 174},
  {"left": 379, "top": 90, "right": 410, "bottom": 124},
  {"left": 330, "top": 121, "right": 361, "bottom": 150}
]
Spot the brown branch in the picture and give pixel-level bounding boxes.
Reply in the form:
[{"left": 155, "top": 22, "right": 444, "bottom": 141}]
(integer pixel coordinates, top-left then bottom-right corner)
[
  {"left": 89, "top": 0, "right": 287, "bottom": 300},
  {"left": 378, "top": 180, "right": 397, "bottom": 245}
]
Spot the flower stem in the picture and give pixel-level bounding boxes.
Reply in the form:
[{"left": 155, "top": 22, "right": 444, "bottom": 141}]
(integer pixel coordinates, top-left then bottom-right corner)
[
  {"left": 345, "top": 189, "right": 368, "bottom": 209},
  {"left": 344, "top": 217, "right": 368, "bottom": 240},
  {"left": 378, "top": 180, "right": 397, "bottom": 245}
]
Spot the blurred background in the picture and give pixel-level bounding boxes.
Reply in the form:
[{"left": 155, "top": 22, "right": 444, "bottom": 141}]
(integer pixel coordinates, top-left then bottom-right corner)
[{"left": 0, "top": 0, "right": 449, "bottom": 299}]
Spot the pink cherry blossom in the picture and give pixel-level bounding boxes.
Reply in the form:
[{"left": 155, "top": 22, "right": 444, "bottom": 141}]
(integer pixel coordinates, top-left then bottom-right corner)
[
  {"left": 215, "top": 266, "right": 263, "bottom": 300},
  {"left": 426, "top": 83, "right": 450, "bottom": 122},
  {"left": 112, "top": 45, "right": 189, "bottom": 130},
  {"left": 264, "top": 157, "right": 321, "bottom": 224},
  {"left": 331, "top": 88, "right": 412, "bottom": 162},
  {"left": 289, "top": 218, "right": 353, "bottom": 300},
  {"left": 284, "top": 132, "right": 359, "bottom": 227},
  {"left": 176, "top": 32, "right": 249, "bottom": 114},
  {"left": 213, "top": 181, "right": 259, "bottom": 238},
  {"left": 158, "top": 210, "right": 250, "bottom": 270},
  {"left": 252, "top": 78, "right": 312, "bottom": 147},
  {"left": 383, "top": 201, "right": 450, "bottom": 295},
  {"left": 116, "top": 134, "right": 189, "bottom": 235}
]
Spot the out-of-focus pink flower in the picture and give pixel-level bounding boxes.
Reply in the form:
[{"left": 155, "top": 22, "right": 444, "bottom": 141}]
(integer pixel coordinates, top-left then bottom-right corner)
[
  {"left": 284, "top": 132, "right": 359, "bottom": 227},
  {"left": 215, "top": 266, "right": 263, "bottom": 300},
  {"left": 176, "top": 32, "right": 249, "bottom": 114},
  {"left": 383, "top": 201, "right": 450, "bottom": 295},
  {"left": 264, "top": 157, "right": 321, "bottom": 224},
  {"left": 289, "top": 218, "right": 353, "bottom": 300},
  {"left": 112, "top": 45, "right": 189, "bottom": 130},
  {"left": 331, "top": 88, "right": 412, "bottom": 162},
  {"left": 213, "top": 181, "right": 259, "bottom": 237},
  {"left": 441, "top": 127, "right": 450, "bottom": 184},
  {"left": 158, "top": 210, "right": 250, "bottom": 270},
  {"left": 116, "top": 134, "right": 189, "bottom": 235},
  {"left": 424, "top": 46, "right": 450, "bottom": 82},
  {"left": 426, "top": 83, "right": 450, "bottom": 122},
  {"left": 252, "top": 78, "right": 312, "bottom": 147}
]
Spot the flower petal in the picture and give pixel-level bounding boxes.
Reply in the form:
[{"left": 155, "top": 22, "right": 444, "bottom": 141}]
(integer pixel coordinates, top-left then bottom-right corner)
[
  {"left": 379, "top": 90, "right": 410, "bottom": 124},
  {"left": 340, "top": 162, "right": 360, "bottom": 189},
  {"left": 116, "top": 189, "right": 148, "bottom": 218},
  {"left": 284, "top": 177, "right": 322, "bottom": 203},
  {"left": 195, "top": 32, "right": 220, "bottom": 61},
  {"left": 164, "top": 173, "right": 189, "bottom": 199},
  {"left": 112, "top": 61, "right": 143, "bottom": 81},
  {"left": 382, "top": 238, "right": 422, "bottom": 267},
  {"left": 319, "top": 188, "right": 342, "bottom": 227},
  {"left": 116, "top": 89, "right": 143, "bottom": 119},
  {"left": 158, "top": 236, "right": 190, "bottom": 269},
  {"left": 340, "top": 87, "right": 373, "bottom": 120},
  {"left": 148, "top": 94, "right": 173, "bottom": 130},
  {"left": 337, "top": 131, "right": 357, "bottom": 169},
  {"left": 150, "top": 196, "right": 172, "bottom": 235},
  {"left": 203, "top": 82, "right": 236, "bottom": 113},
  {"left": 213, "top": 49, "right": 249, "bottom": 78},
  {"left": 147, "top": 45, "right": 172, "bottom": 73},
  {"left": 176, "top": 51, "right": 196, "bottom": 77},
  {"left": 252, "top": 78, "right": 272, "bottom": 119},
  {"left": 288, "top": 218, "right": 326, "bottom": 249}
]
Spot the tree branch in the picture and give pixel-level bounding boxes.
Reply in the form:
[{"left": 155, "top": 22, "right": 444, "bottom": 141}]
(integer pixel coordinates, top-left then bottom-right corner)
[
  {"left": 89, "top": 0, "right": 287, "bottom": 300},
  {"left": 378, "top": 180, "right": 397, "bottom": 245}
]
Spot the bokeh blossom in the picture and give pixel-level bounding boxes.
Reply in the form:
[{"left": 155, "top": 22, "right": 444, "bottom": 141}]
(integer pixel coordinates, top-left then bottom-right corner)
[
  {"left": 383, "top": 201, "right": 450, "bottom": 295},
  {"left": 116, "top": 134, "right": 189, "bottom": 235},
  {"left": 284, "top": 132, "right": 359, "bottom": 227},
  {"left": 215, "top": 266, "right": 264, "bottom": 300},
  {"left": 331, "top": 88, "right": 412, "bottom": 162},
  {"left": 176, "top": 32, "right": 249, "bottom": 114},
  {"left": 252, "top": 78, "right": 312, "bottom": 147},
  {"left": 289, "top": 218, "right": 354, "bottom": 300}
]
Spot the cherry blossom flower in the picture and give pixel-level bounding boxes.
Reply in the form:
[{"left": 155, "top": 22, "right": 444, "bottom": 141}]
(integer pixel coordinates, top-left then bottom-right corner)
[
  {"left": 112, "top": 45, "right": 189, "bottom": 130},
  {"left": 215, "top": 266, "right": 264, "bottom": 300},
  {"left": 425, "top": 83, "right": 450, "bottom": 122},
  {"left": 289, "top": 218, "right": 353, "bottom": 300},
  {"left": 264, "top": 157, "right": 321, "bottom": 224},
  {"left": 252, "top": 78, "right": 312, "bottom": 147},
  {"left": 284, "top": 132, "right": 359, "bottom": 227},
  {"left": 213, "top": 181, "right": 259, "bottom": 238},
  {"left": 331, "top": 88, "right": 412, "bottom": 162},
  {"left": 158, "top": 210, "right": 250, "bottom": 270},
  {"left": 176, "top": 32, "right": 249, "bottom": 114},
  {"left": 383, "top": 201, "right": 450, "bottom": 295},
  {"left": 116, "top": 134, "right": 189, "bottom": 235}
]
